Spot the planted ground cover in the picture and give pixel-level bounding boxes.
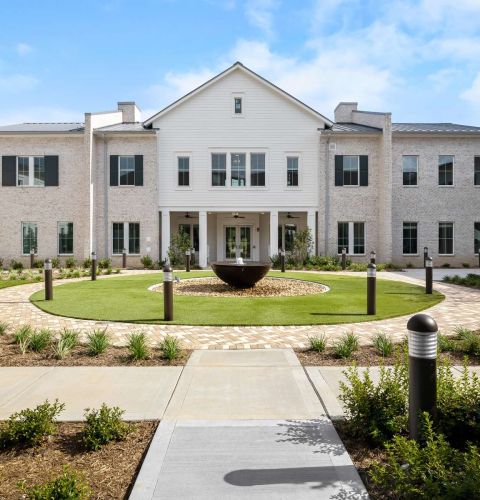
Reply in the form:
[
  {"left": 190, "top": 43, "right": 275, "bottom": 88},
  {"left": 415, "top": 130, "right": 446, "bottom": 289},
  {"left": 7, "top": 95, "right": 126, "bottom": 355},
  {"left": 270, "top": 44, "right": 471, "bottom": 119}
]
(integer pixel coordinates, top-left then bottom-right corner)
[
  {"left": 443, "top": 272, "right": 480, "bottom": 289},
  {"left": 29, "top": 272, "right": 443, "bottom": 326}
]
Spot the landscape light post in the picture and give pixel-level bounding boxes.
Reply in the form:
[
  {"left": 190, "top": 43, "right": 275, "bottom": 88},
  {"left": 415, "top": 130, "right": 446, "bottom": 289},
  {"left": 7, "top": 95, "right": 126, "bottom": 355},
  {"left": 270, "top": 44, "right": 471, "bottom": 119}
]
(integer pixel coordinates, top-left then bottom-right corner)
[
  {"left": 44, "top": 258, "right": 53, "bottom": 301},
  {"left": 280, "top": 249, "right": 286, "bottom": 273},
  {"left": 423, "top": 247, "right": 428, "bottom": 268},
  {"left": 407, "top": 313, "right": 438, "bottom": 441},
  {"left": 341, "top": 247, "right": 347, "bottom": 270},
  {"left": 185, "top": 249, "right": 191, "bottom": 272},
  {"left": 122, "top": 248, "right": 127, "bottom": 269},
  {"left": 425, "top": 256, "right": 433, "bottom": 294},
  {"left": 30, "top": 248, "right": 35, "bottom": 269},
  {"left": 163, "top": 264, "right": 173, "bottom": 321},
  {"left": 91, "top": 251, "right": 97, "bottom": 281},
  {"left": 370, "top": 250, "right": 376, "bottom": 264},
  {"left": 367, "top": 262, "right": 376, "bottom": 315}
]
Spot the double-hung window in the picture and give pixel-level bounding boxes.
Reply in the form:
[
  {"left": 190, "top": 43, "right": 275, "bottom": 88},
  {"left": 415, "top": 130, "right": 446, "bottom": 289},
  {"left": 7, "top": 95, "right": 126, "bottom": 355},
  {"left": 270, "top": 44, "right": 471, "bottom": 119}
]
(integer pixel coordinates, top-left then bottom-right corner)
[
  {"left": 119, "top": 156, "right": 135, "bottom": 186},
  {"left": 234, "top": 97, "right": 242, "bottom": 114},
  {"left": 475, "top": 222, "right": 480, "bottom": 254},
  {"left": 58, "top": 222, "right": 73, "bottom": 255},
  {"left": 113, "top": 222, "right": 140, "bottom": 255},
  {"left": 343, "top": 156, "right": 359, "bottom": 186},
  {"left": 178, "top": 157, "right": 190, "bottom": 186},
  {"left": 438, "top": 155, "right": 454, "bottom": 186},
  {"left": 211, "top": 153, "right": 227, "bottom": 186},
  {"left": 287, "top": 157, "right": 299, "bottom": 187},
  {"left": 17, "top": 156, "right": 45, "bottom": 186},
  {"left": 337, "top": 222, "right": 365, "bottom": 254},
  {"left": 402, "top": 156, "right": 418, "bottom": 186},
  {"left": 22, "top": 222, "right": 37, "bottom": 254},
  {"left": 250, "top": 153, "right": 265, "bottom": 187},
  {"left": 439, "top": 222, "right": 454, "bottom": 255},
  {"left": 475, "top": 156, "right": 480, "bottom": 186},
  {"left": 231, "top": 153, "right": 246, "bottom": 187},
  {"left": 403, "top": 222, "right": 418, "bottom": 254}
]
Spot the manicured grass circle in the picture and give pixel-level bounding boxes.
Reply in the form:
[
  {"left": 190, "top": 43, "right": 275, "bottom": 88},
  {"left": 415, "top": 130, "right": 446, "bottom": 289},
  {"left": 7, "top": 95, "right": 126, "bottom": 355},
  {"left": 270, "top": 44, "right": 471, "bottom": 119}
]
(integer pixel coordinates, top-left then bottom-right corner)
[{"left": 29, "top": 271, "right": 444, "bottom": 326}]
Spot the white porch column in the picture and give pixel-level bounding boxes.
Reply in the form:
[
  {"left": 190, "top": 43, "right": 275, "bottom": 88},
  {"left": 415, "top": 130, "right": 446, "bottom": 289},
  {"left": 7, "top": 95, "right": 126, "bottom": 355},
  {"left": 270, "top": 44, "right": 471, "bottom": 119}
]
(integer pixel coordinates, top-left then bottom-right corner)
[
  {"left": 307, "top": 209, "right": 317, "bottom": 256},
  {"left": 269, "top": 210, "right": 279, "bottom": 257},
  {"left": 199, "top": 211, "right": 208, "bottom": 268},
  {"left": 161, "top": 210, "right": 170, "bottom": 263}
]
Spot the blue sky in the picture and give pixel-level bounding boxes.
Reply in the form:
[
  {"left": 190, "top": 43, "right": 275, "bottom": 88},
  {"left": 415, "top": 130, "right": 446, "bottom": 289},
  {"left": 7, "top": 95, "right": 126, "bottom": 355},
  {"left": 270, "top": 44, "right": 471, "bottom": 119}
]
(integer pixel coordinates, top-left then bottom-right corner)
[{"left": 1, "top": 0, "right": 479, "bottom": 125}]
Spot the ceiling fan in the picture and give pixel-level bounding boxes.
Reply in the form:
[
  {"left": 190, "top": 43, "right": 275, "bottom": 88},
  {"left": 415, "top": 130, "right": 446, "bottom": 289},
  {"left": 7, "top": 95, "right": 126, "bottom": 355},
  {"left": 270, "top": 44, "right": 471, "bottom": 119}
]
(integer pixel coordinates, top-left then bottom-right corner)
[
  {"left": 227, "top": 212, "right": 246, "bottom": 219},
  {"left": 286, "top": 212, "right": 300, "bottom": 219},
  {"left": 184, "top": 212, "right": 198, "bottom": 219}
]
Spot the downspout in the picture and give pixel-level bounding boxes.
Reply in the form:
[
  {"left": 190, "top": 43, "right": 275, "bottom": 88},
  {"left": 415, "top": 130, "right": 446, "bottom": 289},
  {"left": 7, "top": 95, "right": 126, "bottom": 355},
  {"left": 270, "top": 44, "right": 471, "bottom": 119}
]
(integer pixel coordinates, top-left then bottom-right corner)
[
  {"left": 323, "top": 129, "right": 332, "bottom": 256},
  {"left": 103, "top": 133, "right": 109, "bottom": 259}
]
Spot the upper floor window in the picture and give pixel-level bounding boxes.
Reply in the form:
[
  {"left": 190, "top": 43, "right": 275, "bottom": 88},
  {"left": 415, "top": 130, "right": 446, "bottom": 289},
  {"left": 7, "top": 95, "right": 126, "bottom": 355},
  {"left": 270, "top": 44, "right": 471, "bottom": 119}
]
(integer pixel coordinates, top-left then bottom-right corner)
[
  {"left": 58, "top": 222, "right": 73, "bottom": 255},
  {"left": 287, "top": 157, "right": 299, "bottom": 187},
  {"left": 439, "top": 222, "right": 454, "bottom": 255},
  {"left": 402, "top": 156, "right": 418, "bottom": 186},
  {"left": 403, "top": 222, "right": 418, "bottom": 254},
  {"left": 234, "top": 97, "right": 242, "bottom": 114},
  {"left": 119, "top": 156, "right": 135, "bottom": 186},
  {"left": 335, "top": 155, "right": 368, "bottom": 186},
  {"left": 178, "top": 156, "right": 190, "bottom": 186},
  {"left": 343, "top": 156, "right": 359, "bottom": 186},
  {"left": 212, "top": 153, "right": 227, "bottom": 186},
  {"left": 475, "top": 156, "right": 480, "bottom": 186},
  {"left": 337, "top": 221, "right": 365, "bottom": 254},
  {"left": 231, "top": 153, "right": 246, "bottom": 187},
  {"left": 22, "top": 222, "right": 37, "bottom": 255},
  {"left": 250, "top": 153, "right": 265, "bottom": 187},
  {"left": 113, "top": 222, "right": 140, "bottom": 255},
  {"left": 438, "top": 155, "right": 454, "bottom": 186},
  {"left": 17, "top": 156, "right": 45, "bottom": 186}
]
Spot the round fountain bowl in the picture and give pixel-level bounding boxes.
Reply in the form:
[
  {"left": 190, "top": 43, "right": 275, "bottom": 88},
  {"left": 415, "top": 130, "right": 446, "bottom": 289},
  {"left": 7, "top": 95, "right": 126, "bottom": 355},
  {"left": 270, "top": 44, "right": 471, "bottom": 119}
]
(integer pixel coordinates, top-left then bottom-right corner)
[{"left": 211, "top": 261, "right": 271, "bottom": 289}]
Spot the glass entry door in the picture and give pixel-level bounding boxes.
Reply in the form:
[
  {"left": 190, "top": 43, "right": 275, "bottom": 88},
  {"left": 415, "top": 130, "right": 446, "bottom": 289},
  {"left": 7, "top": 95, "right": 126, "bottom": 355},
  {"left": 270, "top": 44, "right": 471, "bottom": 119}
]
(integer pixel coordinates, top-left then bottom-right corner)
[{"left": 225, "top": 226, "right": 251, "bottom": 260}]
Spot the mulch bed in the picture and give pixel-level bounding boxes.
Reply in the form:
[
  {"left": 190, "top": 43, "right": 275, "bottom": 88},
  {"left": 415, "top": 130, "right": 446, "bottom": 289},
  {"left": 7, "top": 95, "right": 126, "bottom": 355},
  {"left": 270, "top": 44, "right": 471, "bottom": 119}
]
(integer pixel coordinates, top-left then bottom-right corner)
[
  {"left": 0, "top": 421, "right": 157, "bottom": 499},
  {"left": 296, "top": 345, "right": 480, "bottom": 366},
  {"left": 0, "top": 336, "right": 191, "bottom": 367}
]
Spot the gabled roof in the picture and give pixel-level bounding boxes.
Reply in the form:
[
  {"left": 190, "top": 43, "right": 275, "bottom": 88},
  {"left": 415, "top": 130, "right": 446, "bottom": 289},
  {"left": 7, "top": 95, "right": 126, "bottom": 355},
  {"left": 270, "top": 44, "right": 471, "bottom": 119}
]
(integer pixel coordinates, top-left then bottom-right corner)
[
  {"left": 392, "top": 123, "right": 480, "bottom": 134},
  {"left": 0, "top": 122, "right": 84, "bottom": 133},
  {"left": 143, "top": 62, "right": 333, "bottom": 127}
]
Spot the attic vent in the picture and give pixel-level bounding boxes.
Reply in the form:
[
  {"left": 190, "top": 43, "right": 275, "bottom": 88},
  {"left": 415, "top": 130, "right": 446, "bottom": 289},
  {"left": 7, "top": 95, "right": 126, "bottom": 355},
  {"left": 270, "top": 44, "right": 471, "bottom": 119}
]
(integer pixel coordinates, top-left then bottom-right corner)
[{"left": 329, "top": 143, "right": 337, "bottom": 151}]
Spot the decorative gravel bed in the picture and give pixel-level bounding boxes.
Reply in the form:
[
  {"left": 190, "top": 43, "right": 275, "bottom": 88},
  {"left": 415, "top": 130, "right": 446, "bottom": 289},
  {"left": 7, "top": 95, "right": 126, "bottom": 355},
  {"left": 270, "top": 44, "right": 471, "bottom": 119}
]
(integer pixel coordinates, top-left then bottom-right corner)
[{"left": 152, "top": 276, "right": 329, "bottom": 297}]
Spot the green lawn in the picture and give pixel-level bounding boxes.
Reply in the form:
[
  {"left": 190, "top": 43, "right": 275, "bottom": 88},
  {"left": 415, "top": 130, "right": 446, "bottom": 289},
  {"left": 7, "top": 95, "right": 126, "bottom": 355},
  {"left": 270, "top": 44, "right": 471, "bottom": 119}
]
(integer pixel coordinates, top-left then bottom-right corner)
[
  {"left": 0, "top": 280, "right": 29, "bottom": 290},
  {"left": 29, "top": 271, "right": 444, "bottom": 326}
]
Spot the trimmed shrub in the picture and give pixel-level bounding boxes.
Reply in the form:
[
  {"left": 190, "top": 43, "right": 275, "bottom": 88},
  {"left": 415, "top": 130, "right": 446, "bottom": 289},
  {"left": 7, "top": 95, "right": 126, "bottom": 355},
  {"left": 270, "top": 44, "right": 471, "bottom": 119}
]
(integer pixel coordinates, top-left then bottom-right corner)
[
  {"left": 159, "top": 335, "right": 181, "bottom": 361},
  {"left": 83, "top": 257, "right": 92, "bottom": 269},
  {"left": 309, "top": 334, "right": 328, "bottom": 353},
  {"left": 83, "top": 404, "right": 131, "bottom": 451},
  {"left": 372, "top": 332, "right": 394, "bottom": 357},
  {"left": 22, "top": 466, "right": 90, "bottom": 499},
  {"left": 29, "top": 329, "right": 52, "bottom": 352},
  {"left": 87, "top": 329, "right": 110, "bottom": 356},
  {"left": 455, "top": 326, "right": 480, "bottom": 356},
  {"left": 140, "top": 255, "right": 154, "bottom": 270},
  {"left": 65, "top": 256, "right": 76, "bottom": 269},
  {"left": 347, "top": 262, "right": 368, "bottom": 272},
  {"left": 51, "top": 257, "right": 61, "bottom": 269},
  {"left": 32, "top": 259, "right": 44, "bottom": 269},
  {"left": 10, "top": 259, "right": 24, "bottom": 271},
  {"left": 98, "top": 258, "right": 111, "bottom": 270},
  {"left": 127, "top": 331, "right": 149, "bottom": 360},
  {"left": 333, "top": 331, "right": 359, "bottom": 358},
  {"left": 437, "top": 332, "right": 455, "bottom": 352}
]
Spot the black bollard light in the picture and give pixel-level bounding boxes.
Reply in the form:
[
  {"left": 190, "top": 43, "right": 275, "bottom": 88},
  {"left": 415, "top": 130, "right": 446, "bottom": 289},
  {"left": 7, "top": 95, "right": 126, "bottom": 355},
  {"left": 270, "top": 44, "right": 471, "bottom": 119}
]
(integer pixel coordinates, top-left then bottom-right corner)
[
  {"left": 163, "top": 264, "right": 173, "bottom": 321},
  {"left": 185, "top": 249, "right": 191, "bottom": 272},
  {"left": 425, "top": 256, "right": 433, "bottom": 294},
  {"left": 341, "top": 247, "right": 347, "bottom": 270},
  {"left": 30, "top": 248, "right": 35, "bottom": 269},
  {"left": 423, "top": 247, "right": 428, "bottom": 268},
  {"left": 122, "top": 248, "right": 127, "bottom": 269},
  {"left": 280, "top": 249, "right": 286, "bottom": 273},
  {"left": 91, "top": 251, "right": 97, "bottom": 281},
  {"left": 407, "top": 313, "right": 438, "bottom": 441},
  {"left": 44, "top": 258, "right": 53, "bottom": 300},
  {"left": 367, "top": 262, "right": 376, "bottom": 315},
  {"left": 370, "top": 250, "right": 376, "bottom": 264}
]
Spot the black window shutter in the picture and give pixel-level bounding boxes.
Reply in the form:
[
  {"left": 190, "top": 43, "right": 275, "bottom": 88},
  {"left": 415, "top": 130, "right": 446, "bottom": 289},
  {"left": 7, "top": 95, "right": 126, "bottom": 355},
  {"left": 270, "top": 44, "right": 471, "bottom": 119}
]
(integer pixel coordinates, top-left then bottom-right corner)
[
  {"left": 110, "top": 155, "right": 119, "bottom": 186},
  {"left": 334, "top": 156, "right": 343, "bottom": 186},
  {"left": 359, "top": 156, "right": 368, "bottom": 186},
  {"left": 2, "top": 156, "right": 16, "bottom": 186},
  {"left": 44, "top": 156, "right": 59, "bottom": 186},
  {"left": 134, "top": 155, "right": 143, "bottom": 186}
]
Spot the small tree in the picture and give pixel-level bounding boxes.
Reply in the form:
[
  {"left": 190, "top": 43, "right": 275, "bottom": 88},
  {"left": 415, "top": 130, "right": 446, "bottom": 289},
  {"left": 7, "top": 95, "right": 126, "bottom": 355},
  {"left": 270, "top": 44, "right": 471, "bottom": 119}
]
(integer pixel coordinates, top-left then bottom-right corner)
[
  {"left": 291, "top": 228, "right": 313, "bottom": 266},
  {"left": 168, "top": 230, "right": 192, "bottom": 267}
]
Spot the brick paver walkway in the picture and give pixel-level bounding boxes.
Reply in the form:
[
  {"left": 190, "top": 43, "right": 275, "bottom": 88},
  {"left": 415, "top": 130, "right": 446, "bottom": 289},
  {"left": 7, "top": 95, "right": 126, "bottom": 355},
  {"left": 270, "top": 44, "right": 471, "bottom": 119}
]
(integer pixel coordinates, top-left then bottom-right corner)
[{"left": 0, "top": 271, "right": 479, "bottom": 349}]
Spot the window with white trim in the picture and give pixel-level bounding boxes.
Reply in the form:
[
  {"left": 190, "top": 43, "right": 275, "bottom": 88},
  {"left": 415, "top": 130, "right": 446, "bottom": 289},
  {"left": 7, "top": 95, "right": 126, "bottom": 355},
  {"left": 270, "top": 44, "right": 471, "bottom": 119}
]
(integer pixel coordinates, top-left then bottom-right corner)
[
  {"left": 119, "top": 156, "right": 135, "bottom": 186},
  {"left": 438, "top": 155, "right": 454, "bottom": 186},
  {"left": 234, "top": 97, "right": 242, "bottom": 114},
  {"left": 231, "top": 153, "right": 246, "bottom": 187},
  {"left": 250, "top": 153, "right": 265, "bottom": 186},
  {"left": 22, "top": 222, "right": 37, "bottom": 254},
  {"left": 342, "top": 156, "right": 359, "bottom": 186},
  {"left": 337, "top": 222, "right": 365, "bottom": 254},
  {"left": 211, "top": 153, "right": 227, "bottom": 186},
  {"left": 112, "top": 222, "right": 140, "bottom": 255},
  {"left": 287, "top": 157, "right": 298, "bottom": 187},
  {"left": 17, "top": 156, "right": 45, "bottom": 186},
  {"left": 177, "top": 156, "right": 190, "bottom": 186},
  {"left": 403, "top": 222, "right": 418, "bottom": 254},
  {"left": 402, "top": 156, "right": 418, "bottom": 186},
  {"left": 439, "top": 222, "right": 454, "bottom": 255},
  {"left": 58, "top": 222, "right": 73, "bottom": 255}
]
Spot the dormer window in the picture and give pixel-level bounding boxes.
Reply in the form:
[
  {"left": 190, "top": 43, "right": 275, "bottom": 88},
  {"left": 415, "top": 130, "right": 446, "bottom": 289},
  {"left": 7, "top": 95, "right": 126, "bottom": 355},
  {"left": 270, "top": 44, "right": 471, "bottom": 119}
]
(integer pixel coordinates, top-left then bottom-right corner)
[{"left": 234, "top": 97, "right": 242, "bottom": 114}]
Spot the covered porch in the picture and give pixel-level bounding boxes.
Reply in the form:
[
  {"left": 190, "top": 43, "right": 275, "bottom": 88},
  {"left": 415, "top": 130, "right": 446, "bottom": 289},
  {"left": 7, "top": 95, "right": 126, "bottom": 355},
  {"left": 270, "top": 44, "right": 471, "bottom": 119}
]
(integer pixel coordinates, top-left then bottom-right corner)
[{"left": 160, "top": 209, "right": 317, "bottom": 268}]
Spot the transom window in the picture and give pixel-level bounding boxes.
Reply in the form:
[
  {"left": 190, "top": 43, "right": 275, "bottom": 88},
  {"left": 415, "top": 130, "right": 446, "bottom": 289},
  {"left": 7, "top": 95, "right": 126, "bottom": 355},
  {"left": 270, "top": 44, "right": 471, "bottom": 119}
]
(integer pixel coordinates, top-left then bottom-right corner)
[
  {"left": 22, "top": 222, "right": 37, "bottom": 254},
  {"left": 402, "top": 156, "right": 418, "bottom": 186},
  {"left": 250, "top": 153, "right": 265, "bottom": 187},
  {"left": 342, "top": 156, "right": 359, "bottom": 186},
  {"left": 231, "top": 153, "right": 246, "bottom": 187},
  {"left": 113, "top": 222, "right": 140, "bottom": 255},
  {"left": 287, "top": 157, "right": 299, "bottom": 187},
  {"left": 278, "top": 224, "right": 296, "bottom": 252},
  {"left": 439, "top": 222, "right": 454, "bottom": 255},
  {"left": 178, "top": 157, "right": 190, "bottom": 187},
  {"left": 403, "top": 222, "right": 418, "bottom": 254},
  {"left": 475, "top": 156, "right": 480, "bottom": 186},
  {"left": 475, "top": 222, "right": 480, "bottom": 254},
  {"left": 337, "top": 222, "right": 365, "bottom": 254},
  {"left": 119, "top": 156, "right": 135, "bottom": 186},
  {"left": 438, "top": 155, "right": 454, "bottom": 186},
  {"left": 234, "top": 97, "right": 242, "bottom": 114},
  {"left": 212, "top": 153, "right": 227, "bottom": 186},
  {"left": 58, "top": 222, "right": 74, "bottom": 255},
  {"left": 17, "top": 156, "right": 45, "bottom": 187}
]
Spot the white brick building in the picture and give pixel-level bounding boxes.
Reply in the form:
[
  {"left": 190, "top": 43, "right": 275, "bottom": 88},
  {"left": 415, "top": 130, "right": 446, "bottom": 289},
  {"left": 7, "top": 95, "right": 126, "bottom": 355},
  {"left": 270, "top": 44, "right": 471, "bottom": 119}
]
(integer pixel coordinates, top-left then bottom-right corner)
[{"left": 1, "top": 62, "right": 479, "bottom": 268}]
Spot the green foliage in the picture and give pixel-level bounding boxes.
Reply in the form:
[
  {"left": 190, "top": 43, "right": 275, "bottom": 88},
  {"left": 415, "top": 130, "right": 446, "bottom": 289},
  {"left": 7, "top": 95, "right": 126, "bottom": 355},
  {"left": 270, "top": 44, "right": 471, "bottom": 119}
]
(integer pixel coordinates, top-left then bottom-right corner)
[
  {"left": 127, "top": 331, "right": 149, "bottom": 360},
  {"left": 443, "top": 273, "right": 480, "bottom": 289},
  {"left": 14, "top": 324, "right": 33, "bottom": 354},
  {"left": 462, "top": 262, "right": 471, "bottom": 268},
  {"left": 140, "top": 255, "right": 154, "bottom": 269},
  {"left": 159, "top": 335, "right": 181, "bottom": 361},
  {"left": 0, "top": 400, "right": 65, "bottom": 448},
  {"left": 83, "top": 404, "right": 131, "bottom": 451},
  {"left": 309, "top": 334, "right": 328, "bottom": 352},
  {"left": 52, "top": 329, "right": 78, "bottom": 359},
  {"left": 437, "top": 333, "right": 455, "bottom": 352},
  {"left": 65, "top": 257, "right": 76, "bottom": 269},
  {"left": 369, "top": 414, "right": 480, "bottom": 499},
  {"left": 333, "top": 331, "right": 359, "bottom": 358},
  {"left": 455, "top": 326, "right": 480, "bottom": 355},
  {"left": 86, "top": 328, "right": 110, "bottom": 356},
  {"left": 347, "top": 262, "right": 368, "bottom": 272},
  {"left": 22, "top": 466, "right": 90, "bottom": 499},
  {"left": 32, "top": 259, "right": 44, "bottom": 269},
  {"left": 340, "top": 362, "right": 408, "bottom": 445},
  {"left": 51, "top": 257, "right": 61, "bottom": 269},
  {"left": 83, "top": 257, "right": 92, "bottom": 269},
  {"left": 97, "top": 258, "right": 111, "bottom": 270},
  {"left": 10, "top": 259, "right": 24, "bottom": 271},
  {"left": 291, "top": 228, "right": 313, "bottom": 266},
  {"left": 0, "top": 321, "right": 9, "bottom": 335},
  {"left": 373, "top": 332, "right": 394, "bottom": 357},
  {"left": 29, "top": 329, "right": 52, "bottom": 352},
  {"left": 168, "top": 230, "right": 192, "bottom": 267}
]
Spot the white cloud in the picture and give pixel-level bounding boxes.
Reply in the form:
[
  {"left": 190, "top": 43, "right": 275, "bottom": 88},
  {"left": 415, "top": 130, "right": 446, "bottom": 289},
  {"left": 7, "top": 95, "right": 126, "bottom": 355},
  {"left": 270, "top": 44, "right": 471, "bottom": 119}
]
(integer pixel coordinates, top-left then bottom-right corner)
[
  {"left": 16, "top": 43, "right": 33, "bottom": 56},
  {"left": 245, "top": 0, "right": 278, "bottom": 37},
  {"left": 461, "top": 73, "right": 480, "bottom": 104},
  {"left": 0, "top": 74, "right": 38, "bottom": 93}
]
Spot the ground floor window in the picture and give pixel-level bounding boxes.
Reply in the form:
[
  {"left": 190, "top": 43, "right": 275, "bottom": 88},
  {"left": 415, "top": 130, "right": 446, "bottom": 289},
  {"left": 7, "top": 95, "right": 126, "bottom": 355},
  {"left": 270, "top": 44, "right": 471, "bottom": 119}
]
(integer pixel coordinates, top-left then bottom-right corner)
[
  {"left": 179, "top": 223, "right": 199, "bottom": 252},
  {"left": 475, "top": 222, "right": 480, "bottom": 254},
  {"left": 403, "top": 222, "right": 418, "bottom": 254},
  {"left": 337, "top": 222, "right": 365, "bottom": 254},
  {"left": 58, "top": 222, "right": 73, "bottom": 255},
  {"left": 112, "top": 222, "right": 140, "bottom": 255},
  {"left": 439, "top": 222, "right": 454, "bottom": 255},
  {"left": 278, "top": 224, "right": 296, "bottom": 252},
  {"left": 22, "top": 222, "right": 37, "bottom": 254}
]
